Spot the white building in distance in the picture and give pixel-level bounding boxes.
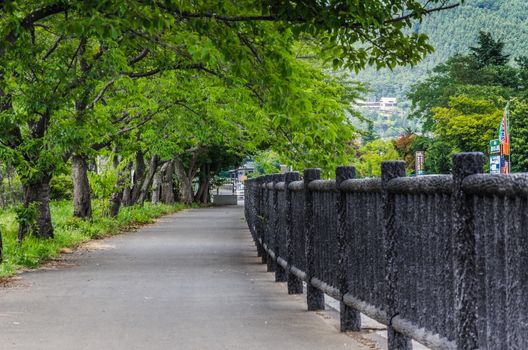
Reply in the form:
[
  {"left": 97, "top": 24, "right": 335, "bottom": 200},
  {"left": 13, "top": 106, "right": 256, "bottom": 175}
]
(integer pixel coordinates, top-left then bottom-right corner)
[{"left": 355, "top": 97, "right": 397, "bottom": 112}]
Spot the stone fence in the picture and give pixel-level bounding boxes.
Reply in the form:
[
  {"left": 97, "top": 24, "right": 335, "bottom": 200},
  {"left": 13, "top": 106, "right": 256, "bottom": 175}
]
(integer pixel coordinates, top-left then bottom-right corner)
[{"left": 244, "top": 153, "right": 527, "bottom": 350}]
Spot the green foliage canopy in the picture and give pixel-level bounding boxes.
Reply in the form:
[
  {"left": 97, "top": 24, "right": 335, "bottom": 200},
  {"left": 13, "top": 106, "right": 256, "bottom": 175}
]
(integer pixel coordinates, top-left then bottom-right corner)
[
  {"left": 353, "top": 139, "right": 399, "bottom": 177},
  {"left": 432, "top": 96, "right": 502, "bottom": 155},
  {"left": 0, "top": 0, "right": 463, "bottom": 236}
]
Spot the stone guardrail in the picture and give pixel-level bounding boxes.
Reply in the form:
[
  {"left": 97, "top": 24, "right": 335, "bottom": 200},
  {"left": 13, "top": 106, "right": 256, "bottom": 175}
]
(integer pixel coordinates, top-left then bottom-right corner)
[{"left": 244, "top": 152, "right": 527, "bottom": 350}]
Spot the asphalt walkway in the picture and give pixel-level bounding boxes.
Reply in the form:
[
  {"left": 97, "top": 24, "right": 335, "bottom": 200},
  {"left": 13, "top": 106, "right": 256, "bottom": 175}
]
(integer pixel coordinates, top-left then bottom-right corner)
[{"left": 0, "top": 206, "right": 370, "bottom": 350}]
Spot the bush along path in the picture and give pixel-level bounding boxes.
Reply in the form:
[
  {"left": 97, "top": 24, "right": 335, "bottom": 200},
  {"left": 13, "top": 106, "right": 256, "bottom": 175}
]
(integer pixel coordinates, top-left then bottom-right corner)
[{"left": 0, "top": 201, "right": 189, "bottom": 277}]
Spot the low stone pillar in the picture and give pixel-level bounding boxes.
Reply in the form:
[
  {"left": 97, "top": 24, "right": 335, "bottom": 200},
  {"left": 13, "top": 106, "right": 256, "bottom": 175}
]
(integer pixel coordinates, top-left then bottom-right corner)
[
  {"left": 304, "top": 168, "right": 324, "bottom": 311},
  {"left": 285, "top": 171, "right": 303, "bottom": 294},
  {"left": 381, "top": 161, "right": 412, "bottom": 350},
  {"left": 336, "top": 166, "right": 361, "bottom": 332}
]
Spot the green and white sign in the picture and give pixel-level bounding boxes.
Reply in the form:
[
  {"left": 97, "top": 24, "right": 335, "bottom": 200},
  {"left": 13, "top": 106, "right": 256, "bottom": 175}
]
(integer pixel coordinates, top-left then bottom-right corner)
[{"left": 490, "top": 139, "right": 500, "bottom": 155}]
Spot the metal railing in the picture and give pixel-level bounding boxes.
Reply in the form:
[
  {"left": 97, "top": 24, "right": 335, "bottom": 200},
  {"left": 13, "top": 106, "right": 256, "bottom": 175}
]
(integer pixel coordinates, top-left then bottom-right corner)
[{"left": 244, "top": 153, "right": 528, "bottom": 350}]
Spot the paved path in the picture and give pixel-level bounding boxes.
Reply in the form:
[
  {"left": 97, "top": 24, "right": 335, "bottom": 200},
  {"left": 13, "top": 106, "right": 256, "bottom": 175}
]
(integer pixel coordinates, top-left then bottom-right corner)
[{"left": 0, "top": 206, "right": 370, "bottom": 350}]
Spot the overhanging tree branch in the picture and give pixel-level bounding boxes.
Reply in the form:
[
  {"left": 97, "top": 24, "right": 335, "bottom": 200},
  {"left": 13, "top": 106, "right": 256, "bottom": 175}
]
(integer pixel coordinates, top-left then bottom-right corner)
[
  {"left": 87, "top": 79, "right": 116, "bottom": 110},
  {"left": 42, "top": 35, "right": 63, "bottom": 60},
  {"left": 384, "top": 3, "right": 460, "bottom": 25},
  {"left": 3, "top": 3, "right": 67, "bottom": 49},
  {"left": 128, "top": 48, "right": 150, "bottom": 65},
  {"left": 21, "top": 3, "right": 67, "bottom": 29},
  {"left": 126, "top": 68, "right": 161, "bottom": 78},
  {"left": 165, "top": 1, "right": 459, "bottom": 28}
]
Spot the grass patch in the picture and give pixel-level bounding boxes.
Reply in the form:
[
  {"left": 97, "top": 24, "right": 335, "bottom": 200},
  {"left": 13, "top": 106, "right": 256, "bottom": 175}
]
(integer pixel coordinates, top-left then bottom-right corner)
[{"left": 0, "top": 201, "right": 189, "bottom": 277}]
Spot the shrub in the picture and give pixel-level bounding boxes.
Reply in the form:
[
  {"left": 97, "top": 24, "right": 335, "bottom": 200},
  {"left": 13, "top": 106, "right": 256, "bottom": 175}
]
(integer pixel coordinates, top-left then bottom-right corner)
[{"left": 49, "top": 175, "right": 73, "bottom": 200}]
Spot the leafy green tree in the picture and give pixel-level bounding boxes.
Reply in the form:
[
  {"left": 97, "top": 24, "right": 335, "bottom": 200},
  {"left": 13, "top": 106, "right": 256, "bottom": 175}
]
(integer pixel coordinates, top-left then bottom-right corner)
[
  {"left": 0, "top": 0, "right": 461, "bottom": 238},
  {"left": 253, "top": 151, "right": 281, "bottom": 175},
  {"left": 353, "top": 139, "right": 399, "bottom": 177},
  {"left": 408, "top": 31, "right": 523, "bottom": 132},
  {"left": 393, "top": 133, "right": 453, "bottom": 174},
  {"left": 362, "top": 123, "right": 379, "bottom": 144},
  {"left": 408, "top": 55, "right": 516, "bottom": 131},
  {"left": 424, "top": 140, "right": 454, "bottom": 174},
  {"left": 393, "top": 132, "right": 419, "bottom": 173},
  {"left": 0, "top": 2, "right": 189, "bottom": 237},
  {"left": 254, "top": 64, "right": 361, "bottom": 175},
  {"left": 407, "top": 30, "right": 528, "bottom": 175},
  {"left": 407, "top": 55, "right": 472, "bottom": 131},
  {"left": 432, "top": 96, "right": 502, "bottom": 155},
  {"left": 508, "top": 99, "right": 528, "bottom": 172},
  {"left": 470, "top": 31, "right": 510, "bottom": 68}
]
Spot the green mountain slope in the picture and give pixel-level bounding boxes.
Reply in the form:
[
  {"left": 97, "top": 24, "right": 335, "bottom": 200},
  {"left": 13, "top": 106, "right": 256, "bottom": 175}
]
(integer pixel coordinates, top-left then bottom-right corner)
[{"left": 354, "top": 0, "right": 528, "bottom": 103}]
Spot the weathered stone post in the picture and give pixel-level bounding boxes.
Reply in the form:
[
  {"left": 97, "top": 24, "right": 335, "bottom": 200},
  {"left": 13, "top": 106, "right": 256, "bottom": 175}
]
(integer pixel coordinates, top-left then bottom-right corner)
[
  {"left": 248, "top": 178, "right": 262, "bottom": 257},
  {"left": 381, "top": 161, "right": 411, "bottom": 350},
  {"left": 452, "top": 153, "right": 483, "bottom": 350},
  {"left": 266, "top": 175, "right": 277, "bottom": 273},
  {"left": 258, "top": 175, "right": 267, "bottom": 265},
  {"left": 336, "top": 166, "right": 361, "bottom": 332},
  {"left": 285, "top": 171, "right": 303, "bottom": 294},
  {"left": 274, "top": 174, "right": 288, "bottom": 282},
  {"left": 304, "top": 168, "right": 325, "bottom": 311}
]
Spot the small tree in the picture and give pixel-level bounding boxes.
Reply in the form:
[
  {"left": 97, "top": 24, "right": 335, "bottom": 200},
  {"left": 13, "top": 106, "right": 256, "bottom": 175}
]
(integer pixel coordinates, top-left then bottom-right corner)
[
  {"left": 470, "top": 31, "right": 510, "bottom": 68},
  {"left": 353, "top": 139, "right": 399, "bottom": 177}
]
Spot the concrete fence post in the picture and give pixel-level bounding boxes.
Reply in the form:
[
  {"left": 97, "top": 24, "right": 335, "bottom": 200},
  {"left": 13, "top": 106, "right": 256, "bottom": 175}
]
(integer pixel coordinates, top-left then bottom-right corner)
[
  {"left": 452, "top": 153, "right": 483, "bottom": 350},
  {"left": 265, "top": 175, "right": 277, "bottom": 273},
  {"left": 253, "top": 178, "right": 263, "bottom": 258},
  {"left": 258, "top": 176, "right": 267, "bottom": 265},
  {"left": 274, "top": 174, "right": 288, "bottom": 282},
  {"left": 381, "top": 161, "right": 412, "bottom": 350},
  {"left": 336, "top": 166, "right": 361, "bottom": 332},
  {"left": 304, "top": 168, "right": 325, "bottom": 311},
  {"left": 285, "top": 171, "right": 303, "bottom": 294}
]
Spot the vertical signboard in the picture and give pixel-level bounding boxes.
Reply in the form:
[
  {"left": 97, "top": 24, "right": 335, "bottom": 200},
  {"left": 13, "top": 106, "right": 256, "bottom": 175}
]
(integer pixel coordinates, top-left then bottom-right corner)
[
  {"left": 490, "top": 139, "right": 500, "bottom": 154},
  {"left": 415, "top": 151, "right": 425, "bottom": 176},
  {"left": 490, "top": 155, "right": 501, "bottom": 175},
  {"left": 490, "top": 139, "right": 501, "bottom": 175}
]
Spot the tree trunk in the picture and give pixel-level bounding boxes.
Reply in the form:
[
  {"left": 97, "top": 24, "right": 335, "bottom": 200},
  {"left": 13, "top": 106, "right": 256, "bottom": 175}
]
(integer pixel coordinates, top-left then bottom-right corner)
[
  {"left": 151, "top": 170, "right": 162, "bottom": 204},
  {"left": 109, "top": 155, "right": 125, "bottom": 218},
  {"left": 160, "top": 160, "right": 175, "bottom": 204},
  {"left": 0, "top": 229, "right": 3, "bottom": 263},
  {"left": 109, "top": 188, "right": 123, "bottom": 217},
  {"left": 195, "top": 164, "right": 211, "bottom": 204},
  {"left": 174, "top": 159, "right": 194, "bottom": 205},
  {"left": 0, "top": 167, "right": 4, "bottom": 207},
  {"left": 18, "top": 175, "right": 53, "bottom": 241},
  {"left": 122, "top": 187, "right": 131, "bottom": 206},
  {"left": 7, "top": 166, "right": 17, "bottom": 205},
  {"left": 137, "top": 154, "right": 160, "bottom": 205},
  {"left": 130, "top": 151, "right": 146, "bottom": 205},
  {"left": 201, "top": 176, "right": 210, "bottom": 203},
  {"left": 173, "top": 147, "right": 206, "bottom": 205},
  {"left": 71, "top": 154, "right": 92, "bottom": 219},
  {"left": 121, "top": 161, "right": 133, "bottom": 207}
]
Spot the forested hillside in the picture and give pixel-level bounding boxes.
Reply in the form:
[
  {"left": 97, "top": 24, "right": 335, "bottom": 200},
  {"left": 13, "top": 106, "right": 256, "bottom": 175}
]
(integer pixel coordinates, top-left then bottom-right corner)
[{"left": 354, "top": 0, "right": 528, "bottom": 102}]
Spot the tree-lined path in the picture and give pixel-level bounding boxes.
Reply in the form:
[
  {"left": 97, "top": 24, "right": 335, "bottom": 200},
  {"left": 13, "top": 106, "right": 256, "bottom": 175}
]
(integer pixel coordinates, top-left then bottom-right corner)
[{"left": 0, "top": 206, "right": 368, "bottom": 350}]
